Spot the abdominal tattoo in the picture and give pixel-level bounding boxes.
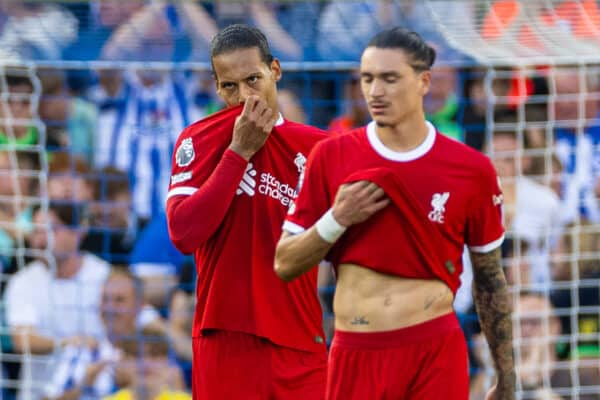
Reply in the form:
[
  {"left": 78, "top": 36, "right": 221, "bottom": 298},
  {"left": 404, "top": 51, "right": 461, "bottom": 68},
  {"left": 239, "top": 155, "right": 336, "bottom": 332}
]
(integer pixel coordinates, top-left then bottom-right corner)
[
  {"left": 350, "top": 316, "right": 370, "bottom": 325},
  {"left": 424, "top": 291, "right": 447, "bottom": 310}
]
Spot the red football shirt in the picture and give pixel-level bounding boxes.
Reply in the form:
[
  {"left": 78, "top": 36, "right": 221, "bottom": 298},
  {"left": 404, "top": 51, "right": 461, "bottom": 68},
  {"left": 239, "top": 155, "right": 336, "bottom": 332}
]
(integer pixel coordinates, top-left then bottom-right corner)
[
  {"left": 167, "top": 105, "right": 327, "bottom": 352},
  {"left": 284, "top": 121, "right": 504, "bottom": 294}
]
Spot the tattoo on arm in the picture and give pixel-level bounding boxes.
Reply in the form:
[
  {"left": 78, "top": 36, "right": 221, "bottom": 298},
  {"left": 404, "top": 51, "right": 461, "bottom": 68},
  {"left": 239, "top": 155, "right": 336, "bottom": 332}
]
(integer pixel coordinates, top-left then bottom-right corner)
[
  {"left": 471, "top": 247, "right": 516, "bottom": 397},
  {"left": 350, "top": 316, "right": 369, "bottom": 325}
]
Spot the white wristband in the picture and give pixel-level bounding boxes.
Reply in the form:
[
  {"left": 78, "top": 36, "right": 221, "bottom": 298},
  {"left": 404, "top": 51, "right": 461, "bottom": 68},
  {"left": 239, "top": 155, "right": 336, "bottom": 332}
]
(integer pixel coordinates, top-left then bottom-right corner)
[{"left": 315, "top": 209, "right": 347, "bottom": 243}]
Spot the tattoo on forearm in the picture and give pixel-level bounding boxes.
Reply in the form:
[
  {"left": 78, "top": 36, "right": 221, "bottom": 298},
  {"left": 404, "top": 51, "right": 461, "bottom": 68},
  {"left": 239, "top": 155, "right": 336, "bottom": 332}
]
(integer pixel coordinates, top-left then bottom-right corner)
[
  {"left": 350, "top": 316, "right": 369, "bottom": 325},
  {"left": 471, "top": 248, "right": 516, "bottom": 397}
]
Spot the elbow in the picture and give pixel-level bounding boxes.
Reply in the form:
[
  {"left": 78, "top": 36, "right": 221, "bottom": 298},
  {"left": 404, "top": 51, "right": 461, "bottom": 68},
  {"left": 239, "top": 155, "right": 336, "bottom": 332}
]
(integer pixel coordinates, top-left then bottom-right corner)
[
  {"left": 274, "top": 247, "right": 299, "bottom": 282},
  {"left": 274, "top": 260, "right": 296, "bottom": 282},
  {"left": 11, "top": 334, "right": 24, "bottom": 353},
  {"left": 169, "top": 234, "right": 196, "bottom": 255},
  {"left": 167, "top": 203, "right": 199, "bottom": 255}
]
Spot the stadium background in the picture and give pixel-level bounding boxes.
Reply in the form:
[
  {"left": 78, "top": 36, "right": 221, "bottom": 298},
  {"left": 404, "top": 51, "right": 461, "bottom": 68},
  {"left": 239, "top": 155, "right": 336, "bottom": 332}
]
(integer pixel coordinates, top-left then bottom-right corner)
[{"left": 0, "top": 0, "right": 599, "bottom": 399}]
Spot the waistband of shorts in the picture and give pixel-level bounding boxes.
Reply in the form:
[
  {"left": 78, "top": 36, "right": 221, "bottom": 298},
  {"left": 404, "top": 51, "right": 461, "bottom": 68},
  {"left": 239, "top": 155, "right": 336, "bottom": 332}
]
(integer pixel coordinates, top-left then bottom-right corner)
[{"left": 332, "top": 312, "right": 460, "bottom": 349}]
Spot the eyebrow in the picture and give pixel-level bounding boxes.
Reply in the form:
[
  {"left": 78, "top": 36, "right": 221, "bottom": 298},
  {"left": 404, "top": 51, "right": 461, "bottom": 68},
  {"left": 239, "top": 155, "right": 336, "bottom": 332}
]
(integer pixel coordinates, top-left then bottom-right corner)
[{"left": 360, "top": 71, "right": 401, "bottom": 78}]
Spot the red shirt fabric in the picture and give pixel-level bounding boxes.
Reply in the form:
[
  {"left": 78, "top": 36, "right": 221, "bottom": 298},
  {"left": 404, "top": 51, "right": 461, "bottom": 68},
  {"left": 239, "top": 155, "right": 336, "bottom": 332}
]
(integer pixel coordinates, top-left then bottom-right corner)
[
  {"left": 167, "top": 105, "right": 327, "bottom": 352},
  {"left": 284, "top": 121, "right": 504, "bottom": 294}
]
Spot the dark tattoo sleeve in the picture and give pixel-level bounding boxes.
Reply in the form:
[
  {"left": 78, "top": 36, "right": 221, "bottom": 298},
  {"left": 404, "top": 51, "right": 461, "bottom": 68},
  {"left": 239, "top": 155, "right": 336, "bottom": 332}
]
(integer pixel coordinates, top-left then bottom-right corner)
[{"left": 471, "top": 247, "right": 516, "bottom": 398}]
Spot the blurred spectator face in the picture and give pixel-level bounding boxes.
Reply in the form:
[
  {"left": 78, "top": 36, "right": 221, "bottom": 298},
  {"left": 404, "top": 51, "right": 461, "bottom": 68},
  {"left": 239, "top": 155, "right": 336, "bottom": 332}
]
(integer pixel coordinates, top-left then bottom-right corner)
[
  {"left": 553, "top": 70, "right": 598, "bottom": 122},
  {"left": 347, "top": 73, "right": 368, "bottom": 118},
  {"left": 141, "top": 16, "right": 174, "bottom": 62},
  {"left": 359, "top": 47, "right": 431, "bottom": 127},
  {"left": 98, "top": 0, "right": 144, "bottom": 28},
  {"left": 0, "top": 150, "right": 37, "bottom": 200},
  {"left": 30, "top": 207, "right": 80, "bottom": 261},
  {"left": 97, "top": 68, "right": 123, "bottom": 97},
  {"left": 48, "top": 173, "right": 94, "bottom": 202},
  {"left": 491, "top": 133, "right": 518, "bottom": 179},
  {"left": 213, "top": 47, "right": 282, "bottom": 113},
  {"left": 0, "top": 80, "right": 34, "bottom": 137},
  {"left": 425, "top": 65, "right": 457, "bottom": 113},
  {"left": 514, "top": 293, "right": 561, "bottom": 359},
  {"left": 101, "top": 272, "right": 138, "bottom": 338},
  {"left": 89, "top": 190, "right": 131, "bottom": 229},
  {"left": 277, "top": 89, "right": 306, "bottom": 124},
  {"left": 48, "top": 153, "right": 94, "bottom": 202},
  {"left": 554, "top": 72, "right": 581, "bottom": 122}
]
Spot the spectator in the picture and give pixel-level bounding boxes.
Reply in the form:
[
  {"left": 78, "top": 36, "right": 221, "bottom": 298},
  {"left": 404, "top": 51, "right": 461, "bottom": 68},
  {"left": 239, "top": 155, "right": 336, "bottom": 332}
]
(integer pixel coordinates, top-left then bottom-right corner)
[
  {"left": 82, "top": 167, "right": 135, "bottom": 265},
  {"left": 425, "top": 50, "right": 463, "bottom": 142},
  {"left": 43, "top": 266, "right": 166, "bottom": 399},
  {"left": 129, "top": 213, "right": 185, "bottom": 309},
  {"left": 3, "top": 202, "right": 110, "bottom": 400},
  {"left": 551, "top": 222, "right": 600, "bottom": 359},
  {"left": 0, "top": 71, "right": 39, "bottom": 147},
  {"left": 166, "top": 261, "right": 195, "bottom": 386},
  {"left": 0, "top": 149, "right": 40, "bottom": 279},
  {"left": 38, "top": 68, "right": 98, "bottom": 160},
  {"left": 181, "top": 1, "right": 314, "bottom": 62},
  {"left": 277, "top": 88, "right": 307, "bottom": 124},
  {"left": 0, "top": 0, "right": 78, "bottom": 60},
  {"left": 327, "top": 72, "right": 369, "bottom": 135},
  {"left": 513, "top": 291, "right": 564, "bottom": 399},
  {"left": 104, "top": 326, "right": 189, "bottom": 400},
  {"left": 89, "top": 66, "right": 190, "bottom": 222},
  {"left": 489, "top": 122, "right": 562, "bottom": 288},
  {"left": 64, "top": 0, "right": 144, "bottom": 61},
  {"left": 47, "top": 152, "right": 95, "bottom": 203},
  {"left": 460, "top": 67, "right": 513, "bottom": 151},
  {"left": 552, "top": 67, "right": 600, "bottom": 224}
]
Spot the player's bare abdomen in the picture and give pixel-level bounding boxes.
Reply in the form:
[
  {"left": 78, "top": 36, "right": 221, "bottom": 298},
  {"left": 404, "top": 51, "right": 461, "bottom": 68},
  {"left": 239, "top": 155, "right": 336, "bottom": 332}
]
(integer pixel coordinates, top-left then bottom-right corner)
[{"left": 333, "top": 263, "right": 454, "bottom": 332}]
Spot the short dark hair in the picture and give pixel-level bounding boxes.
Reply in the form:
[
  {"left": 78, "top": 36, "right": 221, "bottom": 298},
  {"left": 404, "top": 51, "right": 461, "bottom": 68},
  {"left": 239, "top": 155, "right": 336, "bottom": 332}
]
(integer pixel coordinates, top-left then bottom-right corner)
[
  {"left": 33, "top": 201, "right": 86, "bottom": 228},
  {"left": 210, "top": 24, "right": 273, "bottom": 69},
  {"left": 5, "top": 73, "right": 33, "bottom": 91},
  {"left": 367, "top": 27, "right": 436, "bottom": 71}
]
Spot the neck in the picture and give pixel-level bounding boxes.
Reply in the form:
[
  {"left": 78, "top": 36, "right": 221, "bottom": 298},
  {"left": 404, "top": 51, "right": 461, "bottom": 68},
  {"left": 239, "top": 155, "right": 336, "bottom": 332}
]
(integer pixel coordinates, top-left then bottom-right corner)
[
  {"left": 375, "top": 110, "right": 429, "bottom": 152},
  {"left": 55, "top": 253, "right": 83, "bottom": 279}
]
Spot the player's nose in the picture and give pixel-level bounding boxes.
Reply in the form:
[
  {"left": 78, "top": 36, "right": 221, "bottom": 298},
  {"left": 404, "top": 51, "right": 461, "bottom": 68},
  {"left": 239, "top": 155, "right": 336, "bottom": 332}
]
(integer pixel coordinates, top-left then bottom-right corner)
[
  {"left": 239, "top": 84, "right": 257, "bottom": 104},
  {"left": 369, "top": 79, "right": 385, "bottom": 97}
]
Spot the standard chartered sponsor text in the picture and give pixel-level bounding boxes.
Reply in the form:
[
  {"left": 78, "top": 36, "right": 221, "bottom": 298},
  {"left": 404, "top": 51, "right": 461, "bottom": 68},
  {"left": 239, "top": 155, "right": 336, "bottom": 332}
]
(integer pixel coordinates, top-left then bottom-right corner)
[{"left": 259, "top": 172, "right": 297, "bottom": 206}]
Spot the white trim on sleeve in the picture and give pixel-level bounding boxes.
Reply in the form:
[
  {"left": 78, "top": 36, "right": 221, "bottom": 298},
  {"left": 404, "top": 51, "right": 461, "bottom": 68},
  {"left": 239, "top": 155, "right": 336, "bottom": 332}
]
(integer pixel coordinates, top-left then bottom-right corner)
[
  {"left": 166, "top": 186, "right": 198, "bottom": 201},
  {"left": 282, "top": 220, "right": 307, "bottom": 234},
  {"left": 468, "top": 234, "right": 505, "bottom": 253}
]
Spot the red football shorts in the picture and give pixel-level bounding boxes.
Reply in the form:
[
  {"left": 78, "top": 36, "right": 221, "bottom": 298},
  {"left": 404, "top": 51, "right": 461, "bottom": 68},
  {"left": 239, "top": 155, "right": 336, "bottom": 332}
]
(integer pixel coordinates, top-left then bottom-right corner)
[
  {"left": 192, "top": 330, "right": 327, "bottom": 400},
  {"left": 326, "top": 312, "right": 469, "bottom": 400}
]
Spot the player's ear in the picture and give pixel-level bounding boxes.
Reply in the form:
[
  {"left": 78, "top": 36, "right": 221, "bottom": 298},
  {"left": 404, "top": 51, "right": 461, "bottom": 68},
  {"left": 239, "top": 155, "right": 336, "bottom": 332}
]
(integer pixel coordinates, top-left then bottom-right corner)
[
  {"left": 419, "top": 70, "right": 431, "bottom": 97},
  {"left": 270, "top": 58, "right": 282, "bottom": 82}
]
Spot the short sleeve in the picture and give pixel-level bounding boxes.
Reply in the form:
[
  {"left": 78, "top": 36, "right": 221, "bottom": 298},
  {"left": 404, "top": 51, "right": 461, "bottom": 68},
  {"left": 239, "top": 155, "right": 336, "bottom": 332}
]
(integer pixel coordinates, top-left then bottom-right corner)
[
  {"left": 283, "top": 141, "right": 332, "bottom": 233},
  {"left": 465, "top": 158, "right": 505, "bottom": 252},
  {"left": 4, "top": 274, "right": 38, "bottom": 327}
]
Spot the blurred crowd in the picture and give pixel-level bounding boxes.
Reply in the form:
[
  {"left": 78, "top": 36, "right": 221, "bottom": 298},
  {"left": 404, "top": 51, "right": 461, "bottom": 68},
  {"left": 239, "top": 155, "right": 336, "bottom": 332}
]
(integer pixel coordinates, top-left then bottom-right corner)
[{"left": 0, "top": 0, "right": 599, "bottom": 399}]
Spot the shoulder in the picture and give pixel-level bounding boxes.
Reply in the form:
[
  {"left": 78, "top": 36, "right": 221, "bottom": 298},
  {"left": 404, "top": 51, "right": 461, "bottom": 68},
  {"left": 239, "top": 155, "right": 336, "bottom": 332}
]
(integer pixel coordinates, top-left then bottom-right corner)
[
  {"left": 279, "top": 120, "right": 329, "bottom": 142},
  {"left": 175, "top": 105, "right": 242, "bottom": 145},
  {"left": 435, "top": 133, "right": 496, "bottom": 176},
  {"left": 517, "top": 177, "right": 560, "bottom": 206},
  {"left": 82, "top": 253, "right": 111, "bottom": 279},
  {"left": 315, "top": 126, "right": 366, "bottom": 153},
  {"left": 11, "top": 261, "right": 48, "bottom": 282}
]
